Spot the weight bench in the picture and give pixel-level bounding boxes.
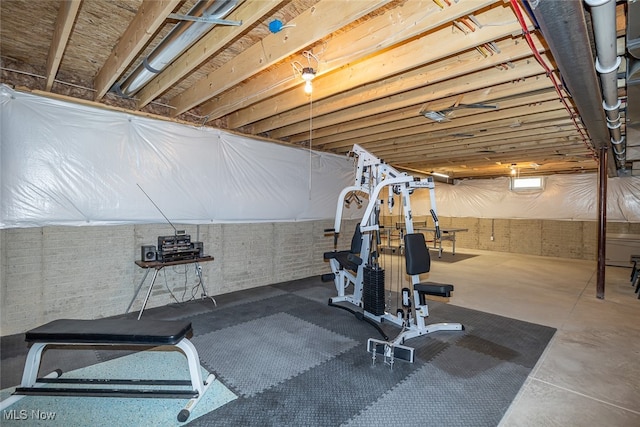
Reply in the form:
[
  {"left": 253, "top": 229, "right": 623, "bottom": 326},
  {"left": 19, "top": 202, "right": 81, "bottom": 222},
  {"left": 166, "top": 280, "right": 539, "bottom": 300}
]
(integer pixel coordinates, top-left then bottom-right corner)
[{"left": 0, "top": 318, "right": 215, "bottom": 422}]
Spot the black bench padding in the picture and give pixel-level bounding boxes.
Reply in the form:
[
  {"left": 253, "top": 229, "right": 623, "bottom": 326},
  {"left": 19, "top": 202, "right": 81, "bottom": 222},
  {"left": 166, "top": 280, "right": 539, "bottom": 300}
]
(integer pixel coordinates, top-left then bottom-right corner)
[
  {"left": 404, "top": 233, "right": 455, "bottom": 298},
  {"left": 404, "top": 233, "right": 431, "bottom": 275},
  {"left": 25, "top": 319, "right": 192, "bottom": 345},
  {"left": 323, "top": 222, "right": 362, "bottom": 271},
  {"left": 414, "top": 283, "right": 454, "bottom": 298},
  {"left": 324, "top": 250, "right": 362, "bottom": 270}
]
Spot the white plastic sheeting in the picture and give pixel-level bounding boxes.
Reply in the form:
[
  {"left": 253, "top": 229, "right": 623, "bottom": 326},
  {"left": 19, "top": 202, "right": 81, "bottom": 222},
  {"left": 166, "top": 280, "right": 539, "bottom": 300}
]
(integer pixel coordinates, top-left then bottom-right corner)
[
  {"left": 410, "top": 174, "right": 640, "bottom": 222},
  {"left": 0, "top": 85, "right": 356, "bottom": 228},
  {"left": 2, "top": 85, "right": 639, "bottom": 228}
]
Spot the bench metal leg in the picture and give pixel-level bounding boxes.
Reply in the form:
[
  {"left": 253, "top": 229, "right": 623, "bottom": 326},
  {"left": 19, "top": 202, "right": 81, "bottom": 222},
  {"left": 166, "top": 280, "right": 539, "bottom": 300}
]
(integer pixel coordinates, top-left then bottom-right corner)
[
  {"left": 20, "top": 342, "right": 47, "bottom": 387},
  {"left": 0, "top": 342, "right": 57, "bottom": 410},
  {"left": 175, "top": 338, "right": 216, "bottom": 422},
  {"left": 175, "top": 338, "right": 205, "bottom": 395}
]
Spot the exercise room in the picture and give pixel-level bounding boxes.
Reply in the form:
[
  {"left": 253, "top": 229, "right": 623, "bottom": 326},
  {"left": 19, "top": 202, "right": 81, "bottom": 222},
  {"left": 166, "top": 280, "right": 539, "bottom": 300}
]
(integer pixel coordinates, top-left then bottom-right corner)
[{"left": 1, "top": 0, "right": 639, "bottom": 425}]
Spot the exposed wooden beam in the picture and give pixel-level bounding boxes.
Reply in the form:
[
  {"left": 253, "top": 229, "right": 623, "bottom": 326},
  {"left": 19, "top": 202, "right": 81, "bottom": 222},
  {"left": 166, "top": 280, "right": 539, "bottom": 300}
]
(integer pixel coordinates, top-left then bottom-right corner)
[
  {"left": 407, "top": 146, "right": 589, "bottom": 171},
  {"left": 365, "top": 120, "right": 573, "bottom": 158},
  {"left": 169, "top": 0, "right": 394, "bottom": 116},
  {"left": 410, "top": 146, "right": 596, "bottom": 168},
  {"left": 135, "top": 0, "right": 280, "bottom": 109},
  {"left": 372, "top": 122, "right": 578, "bottom": 158},
  {"left": 371, "top": 118, "right": 577, "bottom": 153},
  {"left": 289, "top": 67, "right": 555, "bottom": 145},
  {"left": 331, "top": 110, "right": 584, "bottom": 156},
  {"left": 384, "top": 133, "right": 583, "bottom": 163},
  {"left": 45, "top": 0, "right": 82, "bottom": 91},
  {"left": 260, "top": 34, "right": 547, "bottom": 139},
  {"left": 320, "top": 103, "right": 571, "bottom": 152},
  {"left": 302, "top": 60, "right": 555, "bottom": 148},
  {"left": 358, "top": 90, "right": 567, "bottom": 150},
  {"left": 199, "top": 0, "right": 498, "bottom": 122},
  {"left": 405, "top": 160, "right": 597, "bottom": 179},
  {"left": 230, "top": 4, "right": 524, "bottom": 130},
  {"left": 93, "top": 0, "right": 181, "bottom": 101}
]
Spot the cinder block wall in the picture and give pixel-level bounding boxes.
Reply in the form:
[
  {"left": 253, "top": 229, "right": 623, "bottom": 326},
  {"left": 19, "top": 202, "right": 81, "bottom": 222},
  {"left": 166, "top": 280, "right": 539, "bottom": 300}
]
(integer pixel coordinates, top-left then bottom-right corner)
[
  {"left": 438, "top": 217, "right": 595, "bottom": 259},
  {"left": 0, "top": 220, "right": 342, "bottom": 336},
  {"left": 2, "top": 217, "right": 636, "bottom": 335},
  {"left": 381, "top": 214, "right": 640, "bottom": 260}
]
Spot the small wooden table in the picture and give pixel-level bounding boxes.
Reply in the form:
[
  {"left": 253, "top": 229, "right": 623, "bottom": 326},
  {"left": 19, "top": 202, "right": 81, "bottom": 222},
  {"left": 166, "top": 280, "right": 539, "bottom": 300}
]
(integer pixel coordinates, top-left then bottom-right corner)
[{"left": 127, "top": 256, "right": 215, "bottom": 319}]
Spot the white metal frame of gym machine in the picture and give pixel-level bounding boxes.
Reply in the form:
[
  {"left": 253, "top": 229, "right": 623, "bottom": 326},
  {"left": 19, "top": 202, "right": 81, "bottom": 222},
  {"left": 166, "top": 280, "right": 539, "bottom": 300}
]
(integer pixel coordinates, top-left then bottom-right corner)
[{"left": 325, "top": 144, "right": 463, "bottom": 367}]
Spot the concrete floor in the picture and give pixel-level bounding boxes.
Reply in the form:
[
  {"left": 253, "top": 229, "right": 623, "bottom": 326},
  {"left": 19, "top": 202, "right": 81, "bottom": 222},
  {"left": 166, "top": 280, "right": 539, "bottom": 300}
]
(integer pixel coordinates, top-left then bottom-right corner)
[
  {"left": 390, "top": 248, "right": 640, "bottom": 426},
  {"left": 2, "top": 247, "right": 638, "bottom": 425}
]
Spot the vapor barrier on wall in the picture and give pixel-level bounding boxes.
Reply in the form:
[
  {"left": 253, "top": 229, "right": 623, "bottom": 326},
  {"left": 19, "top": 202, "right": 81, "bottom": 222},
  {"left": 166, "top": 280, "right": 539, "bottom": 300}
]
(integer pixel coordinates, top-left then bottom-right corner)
[
  {"left": 410, "top": 174, "right": 640, "bottom": 222},
  {"left": 0, "top": 85, "right": 357, "bottom": 228},
  {"left": 2, "top": 85, "right": 639, "bottom": 228}
]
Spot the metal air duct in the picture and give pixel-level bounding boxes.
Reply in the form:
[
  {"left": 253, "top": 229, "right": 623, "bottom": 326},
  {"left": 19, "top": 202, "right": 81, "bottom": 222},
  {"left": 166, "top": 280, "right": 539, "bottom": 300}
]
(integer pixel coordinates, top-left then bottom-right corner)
[
  {"left": 113, "top": 0, "right": 238, "bottom": 98},
  {"left": 526, "top": 0, "right": 617, "bottom": 176}
]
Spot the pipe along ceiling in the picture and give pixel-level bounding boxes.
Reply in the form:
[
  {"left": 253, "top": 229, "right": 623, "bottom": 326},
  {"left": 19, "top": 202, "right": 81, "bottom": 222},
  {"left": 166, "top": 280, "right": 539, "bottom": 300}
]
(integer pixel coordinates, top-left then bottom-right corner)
[
  {"left": 526, "top": 0, "right": 628, "bottom": 177},
  {"left": 112, "top": 0, "right": 239, "bottom": 98}
]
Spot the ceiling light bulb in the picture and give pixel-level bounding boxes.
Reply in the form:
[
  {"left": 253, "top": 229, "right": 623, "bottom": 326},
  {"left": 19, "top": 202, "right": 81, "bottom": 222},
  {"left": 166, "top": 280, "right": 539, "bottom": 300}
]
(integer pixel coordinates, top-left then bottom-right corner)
[
  {"left": 304, "top": 81, "right": 313, "bottom": 94},
  {"left": 304, "top": 80, "right": 313, "bottom": 94},
  {"left": 301, "top": 67, "right": 316, "bottom": 81}
]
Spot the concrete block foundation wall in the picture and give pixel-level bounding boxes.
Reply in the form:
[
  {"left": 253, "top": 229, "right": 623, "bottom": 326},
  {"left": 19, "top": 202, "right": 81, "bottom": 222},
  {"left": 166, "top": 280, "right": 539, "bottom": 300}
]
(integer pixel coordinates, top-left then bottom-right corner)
[
  {"left": 441, "top": 217, "right": 598, "bottom": 259},
  {"left": 0, "top": 220, "right": 341, "bottom": 336},
  {"left": 382, "top": 215, "right": 640, "bottom": 260},
  {"left": 2, "top": 217, "right": 637, "bottom": 335}
]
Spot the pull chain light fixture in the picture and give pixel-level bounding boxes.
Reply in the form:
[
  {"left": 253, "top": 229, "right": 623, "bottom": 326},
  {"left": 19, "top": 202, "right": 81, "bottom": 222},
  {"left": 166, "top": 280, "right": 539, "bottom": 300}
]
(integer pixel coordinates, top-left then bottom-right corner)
[
  {"left": 292, "top": 51, "right": 319, "bottom": 95},
  {"left": 301, "top": 67, "right": 316, "bottom": 94},
  {"left": 292, "top": 51, "right": 320, "bottom": 197}
]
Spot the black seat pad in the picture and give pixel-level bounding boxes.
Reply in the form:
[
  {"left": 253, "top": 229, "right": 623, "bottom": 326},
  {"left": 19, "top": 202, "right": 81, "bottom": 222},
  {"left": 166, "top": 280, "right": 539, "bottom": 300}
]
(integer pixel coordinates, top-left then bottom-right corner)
[
  {"left": 323, "top": 222, "right": 362, "bottom": 272},
  {"left": 414, "top": 283, "right": 454, "bottom": 297},
  {"left": 25, "top": 319, "right": 192, "bottom": 345},
  {"left": 325, "top": 250, "right": 361, "bottom": 271}
]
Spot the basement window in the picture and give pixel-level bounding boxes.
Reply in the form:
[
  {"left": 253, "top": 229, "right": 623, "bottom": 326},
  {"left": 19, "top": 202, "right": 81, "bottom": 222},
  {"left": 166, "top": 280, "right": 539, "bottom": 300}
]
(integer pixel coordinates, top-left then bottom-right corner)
[{"left": 510, "top": 176, "right": 545, "bottom": 192}]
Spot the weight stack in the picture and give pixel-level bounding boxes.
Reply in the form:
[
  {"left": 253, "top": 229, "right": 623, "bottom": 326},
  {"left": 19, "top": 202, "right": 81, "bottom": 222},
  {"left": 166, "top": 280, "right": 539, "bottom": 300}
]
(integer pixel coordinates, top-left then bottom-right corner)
[{"left": 363, "top": 266, "right": 385, "bottom": 316}]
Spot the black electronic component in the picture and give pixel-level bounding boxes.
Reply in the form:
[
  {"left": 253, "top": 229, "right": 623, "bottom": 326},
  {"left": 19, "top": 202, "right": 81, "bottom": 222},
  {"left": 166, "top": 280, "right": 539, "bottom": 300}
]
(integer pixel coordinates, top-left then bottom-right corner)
[{"left": 141, "top": 245, "right": 157, "bottom": 262}]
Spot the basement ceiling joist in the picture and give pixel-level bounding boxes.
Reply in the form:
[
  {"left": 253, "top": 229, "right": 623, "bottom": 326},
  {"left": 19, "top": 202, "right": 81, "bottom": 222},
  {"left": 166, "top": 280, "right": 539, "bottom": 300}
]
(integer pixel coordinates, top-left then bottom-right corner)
[{"left": 0, "top": 0, "right": 630, "bottom": 179}]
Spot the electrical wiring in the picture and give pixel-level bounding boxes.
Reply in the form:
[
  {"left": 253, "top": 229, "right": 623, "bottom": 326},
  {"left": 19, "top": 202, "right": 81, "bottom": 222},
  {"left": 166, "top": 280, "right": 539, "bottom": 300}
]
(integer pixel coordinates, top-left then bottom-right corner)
[
  {"left": 319, "top": 6, "right": 438, "bottom": 65},
  {"left": 162, "top": 268, "right": 182, "bottom": 304},
  {"left": 0, "top": 65, "right": 185, "bottom": 112}
]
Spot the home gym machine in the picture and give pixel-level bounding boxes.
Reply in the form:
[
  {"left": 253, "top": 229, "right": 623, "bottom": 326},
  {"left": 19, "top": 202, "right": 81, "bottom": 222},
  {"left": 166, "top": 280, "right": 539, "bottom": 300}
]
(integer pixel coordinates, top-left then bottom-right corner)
[{"left": 323, "top": 144, "right": 463, "bottom": 368}]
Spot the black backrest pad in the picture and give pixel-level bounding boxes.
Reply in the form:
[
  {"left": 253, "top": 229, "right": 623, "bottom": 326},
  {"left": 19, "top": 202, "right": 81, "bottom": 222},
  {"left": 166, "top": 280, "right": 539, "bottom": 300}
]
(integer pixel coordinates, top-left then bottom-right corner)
[
  {"left": 404, "top": 233, "right": 431, "bottom": 275},
  {"left": 350, "top": 223, "right": 362, "bottom": 254}
]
